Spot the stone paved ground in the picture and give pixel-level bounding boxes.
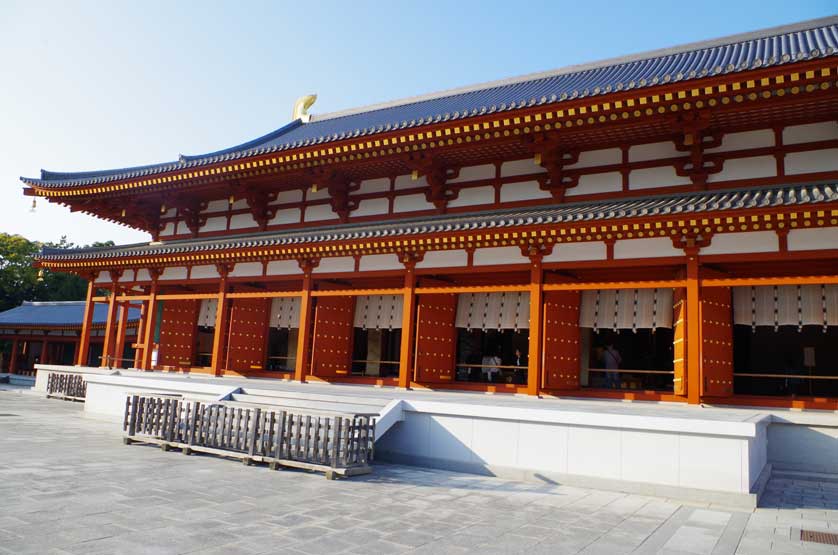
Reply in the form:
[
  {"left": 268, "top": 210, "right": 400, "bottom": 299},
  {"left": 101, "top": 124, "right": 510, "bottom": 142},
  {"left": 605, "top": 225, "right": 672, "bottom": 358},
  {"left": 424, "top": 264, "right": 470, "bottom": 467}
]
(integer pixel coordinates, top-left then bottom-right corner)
[{"left": 0, "top": 391, "right": 835, "bottom": 555}]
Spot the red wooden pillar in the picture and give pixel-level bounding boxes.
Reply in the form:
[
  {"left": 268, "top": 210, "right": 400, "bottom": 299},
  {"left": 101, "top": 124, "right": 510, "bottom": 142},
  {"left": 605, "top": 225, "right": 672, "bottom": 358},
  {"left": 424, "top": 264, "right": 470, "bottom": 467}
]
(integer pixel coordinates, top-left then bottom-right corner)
[
  {"left": 685, "top": 254, "right": 701, "bottom": 404},
  {"left": 101, "top": 283, "right": 119, "bottom": 368},
  {"left": 527, "top": 256, "right": 544, "bottom": 396},
  {"left": 398, "top": 258, "right": 418, "bottom": 389},
  {"left": 294, "top": 260, "right": 317, "bottom": 383},
  {"left": 210, "top": 267, "right": 230, "bottom": 376},
  {"left": 9, "top": 338, "right": 19, "bottom": 374},
  {"left": 40, "top": 339, "right": 49, "bottom": 365},
  {"left": 113, "top": 303, "right": 130, "bottom": 368},
  {"left": 77, "top": 280, "right": 95, "bottom": 366},
  {"left": 140, "top": 275, "right": 160, "bottom": 370}
]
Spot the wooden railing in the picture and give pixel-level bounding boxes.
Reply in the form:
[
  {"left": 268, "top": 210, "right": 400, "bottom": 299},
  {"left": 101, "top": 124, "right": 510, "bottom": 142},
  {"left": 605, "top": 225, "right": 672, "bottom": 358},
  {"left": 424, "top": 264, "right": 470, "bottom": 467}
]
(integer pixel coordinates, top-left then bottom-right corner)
[
  {"left": 46, "top": 373, "right": 87, "bottom": 401},
  {"left": 122, "top": 395, "right": 376, "bottom": 479}
]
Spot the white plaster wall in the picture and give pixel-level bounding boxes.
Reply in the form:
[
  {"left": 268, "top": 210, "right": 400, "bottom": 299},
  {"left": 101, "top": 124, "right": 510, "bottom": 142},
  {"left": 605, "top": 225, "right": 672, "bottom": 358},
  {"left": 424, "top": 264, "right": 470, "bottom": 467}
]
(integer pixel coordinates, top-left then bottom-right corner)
[
  {"left": 159, "top": 266, "right": 188, "bottom": 281},
  {"left": 768, "top": 423, "right": 838, "bottom": 474},
  {"left": 394, "top": 174, "right": 427, "bottom": 190},
  {"left": 567, "top": 172, "right": 622, "bottom": 196},
  {"left": 94, "top": 271, "right": 111, "bottom": 283},
  {"left": 783, "top": 121, "right": 838, "bottom": 145},
  {"left": 272, "top": 189, "right": 304, "bottom": 204},
  {"left": 266, "top": 260, "right": 300, "bottom": 276},
  {"left": 313, "top": 256, "right": 355, "bottom": 274},
  {"left": 359, "top": 254, "right": 402, "bottom": 272},
  {"left": 416, "top": 249, "right": 468, "bottom": 269},
  {"left": 614, "top": 237, "right": 682, "bottom": 259},
  {"left": 394, "top": 193, "right": 434, "bottom": 213},
  {"left": 200, "top": 216, "right": 227, "bottom": 233},
  {"left": 230, "top": 262, "right": 263, "bottom": 278},
  {"left": 630, "top": 166, "right": 691, "bottom": 189},
  {"left": 353, "top": 198, "right": 389, "bottom": 217},
  {"left": 543, "top": 242, "right": 607, "bottom": 262},
  {"left": 501, "top": 158, "right": 545, "bottom": 177},
  {"left": 706, "top": 129, "right": 775, "bottom": 153},
  {"left": 135, "top": 269, "right": 151, "bottom": 282},
  {"left": 304, "top": 204, "right": 336, "bottom": 222},
  {"left": 159, "top": 222, "right": 175, "bottom": 237},
  {"left": 447, "top": 186, "right": 494, "bottom": 208},
  {"left": 229, "top": 213, "right": 258, "bottom": 230},
  {"left": 230, "top": 199, "right": 249, "bottom": 211},
  {"left": 567, "top": 147, "right": 621, "bottom": 169},
  {"left": 269, "top": 208, "right": 302, "bottom": 225},
  {"left": 473, "top": 246, "right": 527, "bottom": 266},
  {"left": 701, "top": 231, "right": 778, "bottom": 255},
  {"left": 191, "top": 265, "right": 220, "bottom": 279},
  {"left": 708, "top": 155, "right": 776, "bottom": 183},
  {"left": 203, "top": 199, "right": 229, "bottom": 213},
  {"left": 784, "top": 149, "right": 838, "bottom": 175},
  {"left": 787, "top": 227, "right": 838, "bottom": 251},
  {"left": 162, "top": 208, "right": 177, "bottom": 219},
  {"left": 356, "top": 177, "right": 390, "bottom": 195},
  {"left": 306, "top": 187, "right": 330, "bottom": 201},
  {"left": 629, "top": 141, "right": 681, "bottom": 162},
  {"left": 448, "top": 164, "right": 495, "bottom": 183},
  {"left": 500, "top": 181, "right": 552, "bottom": 202}
]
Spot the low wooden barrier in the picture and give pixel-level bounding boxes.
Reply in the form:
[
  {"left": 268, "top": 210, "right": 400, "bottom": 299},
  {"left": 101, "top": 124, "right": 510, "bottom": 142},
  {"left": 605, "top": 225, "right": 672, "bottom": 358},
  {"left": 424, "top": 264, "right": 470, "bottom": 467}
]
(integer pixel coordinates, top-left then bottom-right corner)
[
  {"left": 46, "top": 373, "right": 87, "bottom": 401},
  {"left": 122, "top": 395, "right": 375, "bottom": 479}
]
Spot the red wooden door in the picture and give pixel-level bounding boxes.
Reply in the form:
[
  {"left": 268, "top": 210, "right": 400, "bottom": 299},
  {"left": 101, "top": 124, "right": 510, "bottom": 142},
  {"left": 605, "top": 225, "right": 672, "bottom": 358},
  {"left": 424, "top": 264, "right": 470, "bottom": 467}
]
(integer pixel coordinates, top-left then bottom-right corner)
[
  {"left": 226, "top": 298, "right": 270, "bottom": 373},
  {"left": 672, "top": 289, "right": 686, "bottom": 396},
  {"left": 158, "top": 299, "right": 199, "bottom": 368},
  {"left": 542, "top": 290, "right": 581, "bottom": 390},
  {"left": 310, "top": 296, "right": 355, "bottom": 377},
  {"left": 701, "top": 287, "right": 733, "bottom": 397},
  {"left": 414, "top": 294, "right": 457, "bottom": 383}
]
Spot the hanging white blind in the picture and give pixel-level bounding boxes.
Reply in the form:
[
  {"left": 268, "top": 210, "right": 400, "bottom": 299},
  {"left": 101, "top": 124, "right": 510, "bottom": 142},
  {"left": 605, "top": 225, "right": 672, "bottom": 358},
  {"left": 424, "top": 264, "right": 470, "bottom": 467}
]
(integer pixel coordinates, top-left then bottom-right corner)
[
  {"left": 271, "top": 297, "right": 301, "bottom": 329},
  {"left": 197, "top": 298, "right": 218, "bottom": 328},
  {"left": 733, "top": 285, "right": 838, "bottom": 330},
  {"left": 454, "top": 292, "right": 530, "bottom": 330},
  {"left": 579, "top": 288, "right": 673, "bottom": 331},
  {"left": 353, "top": 295, "right": 403, "bottom": 329}
]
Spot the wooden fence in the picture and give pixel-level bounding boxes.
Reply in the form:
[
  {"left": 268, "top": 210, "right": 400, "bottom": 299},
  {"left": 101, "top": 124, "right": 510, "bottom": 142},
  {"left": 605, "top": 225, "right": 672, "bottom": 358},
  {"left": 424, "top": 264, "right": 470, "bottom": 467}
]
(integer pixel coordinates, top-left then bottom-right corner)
[
  {"left": 123, "top": 395, "right": 376, "bottom": 479},
  {"left": 46, "top": 373, "right": 87, "bottom": 401}
]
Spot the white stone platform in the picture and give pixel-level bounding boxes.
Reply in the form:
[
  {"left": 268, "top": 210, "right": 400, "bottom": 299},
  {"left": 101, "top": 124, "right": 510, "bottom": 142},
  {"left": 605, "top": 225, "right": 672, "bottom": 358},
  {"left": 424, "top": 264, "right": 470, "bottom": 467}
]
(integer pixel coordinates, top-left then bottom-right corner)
[{"left": 33, "top": 364, "right": 838, "bottom": 508}]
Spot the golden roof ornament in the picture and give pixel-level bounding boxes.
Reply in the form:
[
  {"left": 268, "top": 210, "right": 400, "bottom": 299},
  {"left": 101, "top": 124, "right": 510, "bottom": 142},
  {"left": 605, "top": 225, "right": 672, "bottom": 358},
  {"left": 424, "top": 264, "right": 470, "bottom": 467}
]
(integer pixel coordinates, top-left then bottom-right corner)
[{"left": 292, "top": 94, "right": 317, "bottom": 123}]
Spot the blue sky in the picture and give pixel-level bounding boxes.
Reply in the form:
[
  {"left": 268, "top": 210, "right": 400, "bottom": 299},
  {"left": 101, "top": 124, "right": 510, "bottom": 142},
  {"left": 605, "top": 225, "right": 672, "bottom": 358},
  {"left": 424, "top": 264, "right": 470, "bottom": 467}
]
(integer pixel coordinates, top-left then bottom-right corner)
[{"left": 1, "top": 1, "right": 834, "bottom": 245}]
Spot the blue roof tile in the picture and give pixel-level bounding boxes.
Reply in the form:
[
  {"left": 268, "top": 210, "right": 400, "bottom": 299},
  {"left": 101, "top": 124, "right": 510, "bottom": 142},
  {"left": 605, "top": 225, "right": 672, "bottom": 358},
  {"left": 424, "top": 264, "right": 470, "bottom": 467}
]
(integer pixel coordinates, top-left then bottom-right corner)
[{"left": 0, "top": 301, "right": 140, "bottom": 327}]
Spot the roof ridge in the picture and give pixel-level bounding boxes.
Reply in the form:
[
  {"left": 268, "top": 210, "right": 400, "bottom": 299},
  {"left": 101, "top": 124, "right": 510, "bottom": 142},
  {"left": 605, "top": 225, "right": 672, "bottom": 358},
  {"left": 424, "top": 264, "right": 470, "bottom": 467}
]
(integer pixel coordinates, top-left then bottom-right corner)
[
  {"left": 22, "top": 300, "right": 86, "bottom": 306},
  {"left": 310, "top": 16, "right": 838, "bottom": 123}
]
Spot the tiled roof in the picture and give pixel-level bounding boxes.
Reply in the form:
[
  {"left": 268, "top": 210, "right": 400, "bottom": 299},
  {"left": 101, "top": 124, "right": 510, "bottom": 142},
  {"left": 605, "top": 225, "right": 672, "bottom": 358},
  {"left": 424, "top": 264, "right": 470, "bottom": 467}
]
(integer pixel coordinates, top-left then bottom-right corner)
[
  {"left": 38, "top": 183, "right": 838, "bottom": 262},
  {"left": 0, "top": 301, "right": 140, "bottom": 327},
  {"left": 21, "top": 17, "right": 838, "bottom": 189}
]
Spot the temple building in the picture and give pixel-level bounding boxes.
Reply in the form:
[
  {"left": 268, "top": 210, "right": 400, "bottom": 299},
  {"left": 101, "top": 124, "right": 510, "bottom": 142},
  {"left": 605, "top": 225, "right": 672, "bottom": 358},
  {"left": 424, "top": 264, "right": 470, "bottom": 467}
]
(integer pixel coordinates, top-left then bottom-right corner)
[{"left": 22, "top": 17, "right": 838, "bottom": 410}]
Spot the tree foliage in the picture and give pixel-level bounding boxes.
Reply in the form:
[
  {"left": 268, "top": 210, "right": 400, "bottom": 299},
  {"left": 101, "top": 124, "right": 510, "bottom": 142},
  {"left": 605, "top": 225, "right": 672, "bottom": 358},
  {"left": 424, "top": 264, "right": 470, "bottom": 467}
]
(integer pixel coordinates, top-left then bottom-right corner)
[{"left": 0, "top": 234, "right": 114, "bottom": 312}]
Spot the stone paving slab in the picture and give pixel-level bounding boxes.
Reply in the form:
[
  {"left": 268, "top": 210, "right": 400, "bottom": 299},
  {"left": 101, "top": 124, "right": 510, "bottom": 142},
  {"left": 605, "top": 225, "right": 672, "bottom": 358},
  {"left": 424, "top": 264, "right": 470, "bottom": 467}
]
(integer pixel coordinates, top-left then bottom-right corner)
[{"left": 0, "top": 391, "right": 836, "bottom": 554}]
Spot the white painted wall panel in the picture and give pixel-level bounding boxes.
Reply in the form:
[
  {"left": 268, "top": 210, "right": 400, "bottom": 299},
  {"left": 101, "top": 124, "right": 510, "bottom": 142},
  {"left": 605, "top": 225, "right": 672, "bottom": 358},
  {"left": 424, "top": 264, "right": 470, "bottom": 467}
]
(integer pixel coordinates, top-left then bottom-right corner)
[
  {"left": 567, "top": 147, "right": 622, "bottom": 169},
  {"left": 230, "top": 199, "right": 249, "bottom": 211},
  {"left": 543, "top": 242, "right": 607, "bottom": 262},
  {"left": 162, "top": 208, "right": 177, "bottom": 218},
  {"left": 273, "top": 189, "right": 304, "bottom": 204},
  {"left": 629, "top": 141, "right": 681, "bottom": 162},
  {"left": 94, "top": 271, "right": 110, "bottom": 283},
  {"left": 229, "top": 213, "right": 258, "bottom": 230},
  {"left": 784, "top": 148, "right": 838, "bottom": 175},
  {"left": 517, "top": 423, "right": 568, "bottom": 473},
  {"left": 394, "top": 174, "right": 426, "bottom": 190},
  {"left": 473, "top": 246, "right": 527, "bottom": 266},
  {"left": 621, "top": 431, "right": 680, "bottom": 486},
  {"left": 304, "top": 204, "right": 336, "bottom": 222},
  {"left": 500, "top": 181, "right": 552, "bottom": 203},
  {"left": 356, "top": 177, "right": 390, "bottom": 195},
  {"left": 266, "top": 260, "right": 300, "bottom": 276},
  {"left": 679, "top": 435, "right": 745, "bottom": 492},
  {"left": 630, "top": 166, "right": 691, "bottom": 189},
  {"left": 501, "top": 158, "right": 545, "bottom": 177},
  {"left": 416, "top": 249, "right": 468, "bottom": 269},
  {"left": 448, "top": 164, "right": 495, "bottom": 183},
  {"left": 708, "top": 155, "right": 775, "bottom": 183},
  {"left": 783, "top": 121, "right": 838, "bottom": 145},
  {"left": 567, "top": 426, "right": 621, "bottom": 479},
  {"left": 701, "top": 231, "right": 778, "bottom": 255},
  {"left": 447, "top": 186, "right": 494, "bottom": 208},
  {"left": 313, "top": 256, "right": 355, "bottom": 274},
  {"left": 359, "top": 254, "right": 402, "bottom": 272},
  {"left": 428, "top": 415, "right": 474, "bottom": 462},
  {"left": 191, "top": 265, "right": 220, "bottom": 279},
  {"left": 230, "top": 262, "right": 263, "bottom": 278},
  {"left": 567, "top": 172, "right": 622, "bottom": 196},
  {"left": 160, "top": 266, "right": 188, "bottom": 281},
  {"left": 353, "top": 198, "right": 389, "bottom": 217},
  {"left": 472, "top": 419, "right": 518, "bottom": 467},
  {"left": 200, "top": 216, "right": 227, "bottom": 233},
  {"left": 203, "top": 199, "right": 229, "bottom": 213},
  {"left": 787, "top": 227, "right": 838, "bottom": 251},
  {"left": 306, "top": 187, "right": 330, "bottom": 201},
  {"left": 269, "top": 208, "right": 301, "bottom": 225},
  {"left": 135, "top": 269, "right": 151, "bottom": 282},
  {"left": 614, "top": 237, "right": 682, "bottom": 259},
  {"left": 706, "top": 129, "right": 775, "bottom": 153},
  {"left": 394, "top": 193, "right": 434, "bottom": 213},
  {"left": 159, "top": 222, "right": 175, "bottom": 237}
]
